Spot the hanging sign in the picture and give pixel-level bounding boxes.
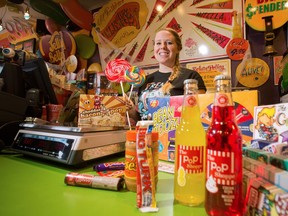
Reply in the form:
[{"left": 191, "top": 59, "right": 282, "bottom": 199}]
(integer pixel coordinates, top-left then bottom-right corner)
[
  {"left": 39, "top": 30, "right": 76, "bottom": 65},
  {"left": 226, "top": 38, "right": 249, "bottom": 60},
  {"left": 91, "top": 0, "right": 148, "bottom": 48},
  {"left": 245, "top": 0, "right": 288, "bottom": 31},
  {"left": 236, "top": 58, "right": 270, "bottom": 88}
]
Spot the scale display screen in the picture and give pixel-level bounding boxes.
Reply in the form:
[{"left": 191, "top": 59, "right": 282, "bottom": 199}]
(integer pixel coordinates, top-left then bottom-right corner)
[{"left": 13, "top": 132, "right": 76, "bottom": 161}]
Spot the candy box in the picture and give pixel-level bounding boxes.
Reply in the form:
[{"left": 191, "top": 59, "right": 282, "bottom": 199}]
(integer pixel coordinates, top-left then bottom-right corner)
[
  {"left": 269, "top": 154, "right": 288, "bottom": 171},
  {"left": 243, "top": 168, "right": 257, "bottom": 201},
  {"left": 253, "top": 103, "right": 288, "bottom": 143},
  {"left": 250, "top": 139, "right": 276, "bottom": 149},
  {"left": 245, "top": 148, "right": 274, "bottom": 164},
  {"left": 78, "top": 94, "right": 127, "bottom": 127},
  {"left": 255, "top": 182, "right": 286, "bottom": 216},
  {"left": 147, "top": 96, "right": 183, "bottom": 161}
]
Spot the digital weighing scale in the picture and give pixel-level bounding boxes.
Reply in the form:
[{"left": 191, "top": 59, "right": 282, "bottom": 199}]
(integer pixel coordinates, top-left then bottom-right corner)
[{"left": 11, "top": 122, "right": 127, "bottom": 165}]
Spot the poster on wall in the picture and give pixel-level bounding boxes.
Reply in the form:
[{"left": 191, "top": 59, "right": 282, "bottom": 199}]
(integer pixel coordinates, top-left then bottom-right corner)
[
  {"left": 92, "top": 0, "right": 245, "bottom": 69},
  {"left": 186, "top": 59, "right": 231, "bottom": 92}
]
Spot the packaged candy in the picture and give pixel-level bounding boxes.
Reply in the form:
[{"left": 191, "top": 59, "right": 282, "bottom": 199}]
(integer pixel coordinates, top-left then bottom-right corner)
[
  {"left": 136, "top": 121, "right": 158, "bottom": 212},
  {"left": 93, "top": 162, "right": 125, "bottom": 172},
  {"left": 65, "top": 172, "right": 124, "bottom": 191}
]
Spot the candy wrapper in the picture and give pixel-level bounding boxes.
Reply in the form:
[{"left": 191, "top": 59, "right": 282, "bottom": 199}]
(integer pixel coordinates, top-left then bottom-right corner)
[
  {"left": 64, "top": 172, "right": 124, "bottom": 191},
  {"left": 93, "top": 162, "right": 125, "bottom": 172},
  {"left": 136, "top": 120, "right": 158, "bottom": 212},
  {"left": 93, "top": 162, "right": 125, "bottom": 178}
]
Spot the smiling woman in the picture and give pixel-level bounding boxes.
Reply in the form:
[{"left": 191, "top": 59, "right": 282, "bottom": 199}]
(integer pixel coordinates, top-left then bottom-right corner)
[{"left": 132, "top": 28, "right": 206, "bottom": 121}]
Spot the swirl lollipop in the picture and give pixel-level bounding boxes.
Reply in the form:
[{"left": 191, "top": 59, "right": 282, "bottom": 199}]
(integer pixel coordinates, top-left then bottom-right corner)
[
  {"left": 105, "top": 59, "right": 131, "bottom": 83},
  {"left": 125, "top": 66, "right": 146, "bottom": 87},
  {"left": 125, "top": 66, "right": 146, "bottom": 98}
]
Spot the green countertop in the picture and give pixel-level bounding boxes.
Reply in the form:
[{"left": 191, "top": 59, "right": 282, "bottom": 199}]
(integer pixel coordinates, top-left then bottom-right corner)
[{"left": 0, "top": 153, "right": 207, "bottom": 216}]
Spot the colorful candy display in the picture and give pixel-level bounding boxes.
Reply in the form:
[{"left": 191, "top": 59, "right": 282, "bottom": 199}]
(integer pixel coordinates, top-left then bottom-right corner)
[
  {"left": 125, "top": 66, "right": 146, "bottom": 87},
  {"left": 104, "top": 59, "right": 131, "bottom": 83}
]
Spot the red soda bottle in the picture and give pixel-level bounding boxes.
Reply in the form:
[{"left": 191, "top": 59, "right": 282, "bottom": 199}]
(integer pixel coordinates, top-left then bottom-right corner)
[{"left": 205, "top": 75, "right": 243, "bottom": 216}]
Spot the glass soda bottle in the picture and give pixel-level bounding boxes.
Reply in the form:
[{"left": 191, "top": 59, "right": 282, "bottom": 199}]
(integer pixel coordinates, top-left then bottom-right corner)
[
  {"left": 205, "top": 75, "right": 243, "bottom": 216},
  {"left": 174, "top": 79, "right": 206, "bottom": 206}
]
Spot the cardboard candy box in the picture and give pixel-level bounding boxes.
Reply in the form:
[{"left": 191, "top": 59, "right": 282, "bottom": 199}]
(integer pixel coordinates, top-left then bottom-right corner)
[
  {"left": 78, "top": 94, "right": 127, "bottom": 127},
  {"left": 147, "top": 96, "right": 183, "bottom": 162},
  {"left": 147, "top": 90, "right": 259, "bottom": 161},
  {"left": 253, "top": 103, "right": 288, "bottom": 144}
]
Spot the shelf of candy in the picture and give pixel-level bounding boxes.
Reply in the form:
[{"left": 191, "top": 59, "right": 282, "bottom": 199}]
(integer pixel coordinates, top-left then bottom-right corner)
[
  {"left": 244, "top": 171, "right": 288, "bottom": 216},
  {"left": 242, "top": 103, "right": 288, "bottom": 215},
  {"left": 243, "top": 154, "right": 288, "bottom": 215}
]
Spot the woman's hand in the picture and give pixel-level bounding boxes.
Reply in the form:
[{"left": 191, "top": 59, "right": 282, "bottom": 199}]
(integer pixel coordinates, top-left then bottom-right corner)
[{"left": 123, "top": 93, "right": 134, "bottom": 111}]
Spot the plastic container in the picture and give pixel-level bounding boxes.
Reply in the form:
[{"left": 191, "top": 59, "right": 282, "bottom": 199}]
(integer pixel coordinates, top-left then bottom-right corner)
[{"left": 124, "top": 130, "right": 137, "bottom": 192}]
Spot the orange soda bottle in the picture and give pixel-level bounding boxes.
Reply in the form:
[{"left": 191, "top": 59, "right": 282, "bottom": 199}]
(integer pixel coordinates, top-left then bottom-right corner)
[{"left": 174, "top": 79, "right": 206, "bottom": 206}]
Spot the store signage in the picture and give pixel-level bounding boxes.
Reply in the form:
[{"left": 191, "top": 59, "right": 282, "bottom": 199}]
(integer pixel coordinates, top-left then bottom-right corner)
[
  {"left": 245, "top": 0, "right": 288, "bottom": 31},
  {"left": 39, "top": 30, "right": 76, "bottom": 65},
  {"left": 236, "top": 58, "right": 270, "bottom": 88},
  {"left": 92, "top": 0, "right": 148, "bottom": 48},
  {"left": 226, "top": 38, "right": 249, "bottom": 60}
]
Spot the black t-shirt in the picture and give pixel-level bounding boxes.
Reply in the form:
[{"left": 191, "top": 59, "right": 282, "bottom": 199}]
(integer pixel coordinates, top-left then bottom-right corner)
[{"left": 137, "top": 67, "right": 206, "bottom": 119}]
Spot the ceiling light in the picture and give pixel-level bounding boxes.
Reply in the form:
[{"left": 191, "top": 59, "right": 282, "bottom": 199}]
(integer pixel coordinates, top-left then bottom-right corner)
[
  {"left": 156, "top": 5, "right": 163, "bottom": 12},
  {"left": 24, "top": 6, "right": 30, "bottom": 20}
]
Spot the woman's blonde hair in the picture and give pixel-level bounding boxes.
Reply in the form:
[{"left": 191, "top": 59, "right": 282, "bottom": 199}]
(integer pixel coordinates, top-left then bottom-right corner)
[{"left": 154, "top": 28, "right": 182, "bottom": 95}]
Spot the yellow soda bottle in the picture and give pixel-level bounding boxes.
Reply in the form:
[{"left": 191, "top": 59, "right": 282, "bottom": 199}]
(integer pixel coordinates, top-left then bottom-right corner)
[{"left": 174, "top": 79, "right": 206, "bottom": 206}]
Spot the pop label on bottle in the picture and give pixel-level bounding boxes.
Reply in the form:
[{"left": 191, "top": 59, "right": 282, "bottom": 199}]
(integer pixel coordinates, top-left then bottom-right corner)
[
  {"left": 177, "top": 145, "right": 204, "bottom": 186},
  {"left": 206, "top": 149, "right": 237, "bottom": 206}
]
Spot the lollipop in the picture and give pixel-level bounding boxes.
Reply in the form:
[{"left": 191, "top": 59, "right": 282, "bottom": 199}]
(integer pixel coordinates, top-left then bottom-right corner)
[
  {"left": 125, "top": 66, "right": 146, "bottom": 99},
  {"left": 105, "top": 59, "right": 131, "bottom": 83},
  {"left": 125, "top": 66, "right": 146, "bottom": 87}
]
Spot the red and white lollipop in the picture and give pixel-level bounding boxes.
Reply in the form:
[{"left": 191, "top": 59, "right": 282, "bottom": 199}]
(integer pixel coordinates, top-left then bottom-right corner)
[{"left": 105, "top": 59, "right": 131, "bottom": 83}]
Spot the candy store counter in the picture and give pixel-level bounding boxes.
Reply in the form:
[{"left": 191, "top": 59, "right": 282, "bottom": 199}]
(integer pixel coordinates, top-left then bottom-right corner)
[{"left": 0, "top": 154, "right": 207, "bottom": 216}]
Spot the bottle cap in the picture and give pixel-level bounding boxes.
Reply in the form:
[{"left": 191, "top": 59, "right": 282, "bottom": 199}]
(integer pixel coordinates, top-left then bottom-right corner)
[
  {"left": 183, "top": 79, "right": 198, "bottom": 85},
  {"left": 184, "top": 79, "right": 198, "bottom": 90},
  {"left": 214, "top": 74, "right": 231, "bottom": 81}
]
